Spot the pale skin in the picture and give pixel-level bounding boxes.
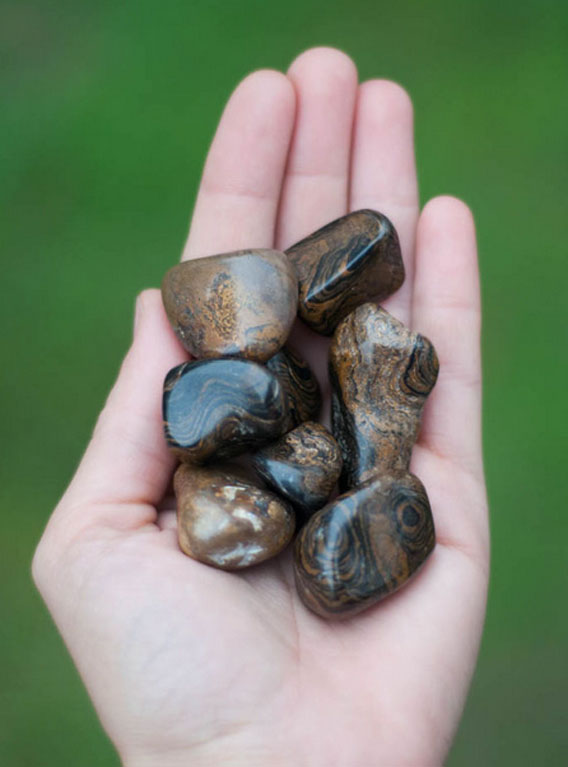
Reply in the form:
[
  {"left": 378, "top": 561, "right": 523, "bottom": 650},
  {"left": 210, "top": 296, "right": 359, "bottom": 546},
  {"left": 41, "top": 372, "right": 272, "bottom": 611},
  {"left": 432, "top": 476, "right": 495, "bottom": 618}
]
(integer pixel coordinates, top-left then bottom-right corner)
[{"left": 33, "top": 48, "right": 489, "bottom": 766}]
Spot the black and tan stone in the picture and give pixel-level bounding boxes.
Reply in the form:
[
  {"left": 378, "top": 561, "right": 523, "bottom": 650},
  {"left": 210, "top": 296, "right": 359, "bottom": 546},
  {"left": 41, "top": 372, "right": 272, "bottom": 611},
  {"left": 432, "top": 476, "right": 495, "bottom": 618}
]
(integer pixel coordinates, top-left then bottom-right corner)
[
  {"left": 163, "top": 358, "right": 288, "bottom": 464},
  {"left": 294, "top": 303, "right": 439, "bottom": 619},
  {"left": 329, "top": 303, "right": 439, "bottom": 490},
  {"left": 162, "top": 249, "right": 298, "bottom": 362},
  {"left": 285, "top": 209, "right": 404, "bottom": 336},
  {"left": 175, "top": 463, "right": 295, "bottom": 569},
  {"left": 265, "top": 346, "right": 321, "bottom": 432},
  {"left": 252, "top": 422, "right": 342, "bottom": 515},
  {"left": 294, "top": 472, "right": 435, "bottom": 619}
]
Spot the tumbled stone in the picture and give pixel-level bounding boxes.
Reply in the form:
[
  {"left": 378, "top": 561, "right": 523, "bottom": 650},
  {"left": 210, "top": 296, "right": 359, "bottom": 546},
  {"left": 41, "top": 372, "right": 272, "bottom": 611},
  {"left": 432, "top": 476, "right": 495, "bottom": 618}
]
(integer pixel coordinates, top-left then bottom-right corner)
[
  {"left": 163, "top": 359, "right": 288, "bottom": 463},
  {"left": 329, "top": 304, "right": 439, "bottom": 489},
  {"left": 265, "top": 346, "right": 321, "bottom": 432},
  {"left": 162, "top": 249, "right": 298, "bottom": 361},
  {"left": 252, "top": 422, "right": 342, "bottom": 515},
  {"left": 294, "top": 472, "right": 435, "bottom": 618},
  {"left": 175, "top": 464, "right": 295, "bottom": 569},
  {"left": 285, "top": 209, "right": 404, "bottom": 336}
]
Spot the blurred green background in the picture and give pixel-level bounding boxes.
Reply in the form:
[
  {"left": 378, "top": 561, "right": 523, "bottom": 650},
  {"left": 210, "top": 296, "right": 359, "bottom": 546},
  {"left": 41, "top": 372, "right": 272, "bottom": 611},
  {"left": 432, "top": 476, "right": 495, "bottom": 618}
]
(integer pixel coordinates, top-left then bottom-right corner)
[{"left": 2, "top": 0, "right": 567, "bottom": 764}]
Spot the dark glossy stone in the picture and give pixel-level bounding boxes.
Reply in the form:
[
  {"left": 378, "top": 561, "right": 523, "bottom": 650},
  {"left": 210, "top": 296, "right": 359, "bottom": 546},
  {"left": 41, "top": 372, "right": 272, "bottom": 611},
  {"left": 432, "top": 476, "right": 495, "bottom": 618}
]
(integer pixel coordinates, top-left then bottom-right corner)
[
  {"left": 163, "top": 359, "right": 288, "bottom": 463},
  {"left": 162, "top": 249, "right": 298, "bottom": 361},
  {"left": 294, "top": 472, "right": 435, "bottom": 619},
  {"left": 175, "top": 464, "right": 295, "bottom": 569},
  {"left": 265, "top": 346, "right": 321, "bottom": 432},
  {"left": 285, "top": 209, "right": 404, "bottom": 336},
  {"left": 329, "top": 304, "right": 439, "bottom": 489},
  {"left": 252, "top": 422, "right": 342, "bottom": 514}
]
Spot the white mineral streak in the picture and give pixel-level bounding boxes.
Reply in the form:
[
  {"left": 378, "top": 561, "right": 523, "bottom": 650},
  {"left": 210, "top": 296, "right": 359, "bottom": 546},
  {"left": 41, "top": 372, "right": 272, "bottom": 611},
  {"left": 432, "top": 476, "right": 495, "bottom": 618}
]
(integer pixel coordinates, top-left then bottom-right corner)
[
  {"left": 192, "top": 500, "right": 229, "bottom": 541},
  {"left": 220, "top": 485, "right": 239, "bottom": 502},
  {"left": 212, "top": 543, "right": 264, "bottom": 567}
]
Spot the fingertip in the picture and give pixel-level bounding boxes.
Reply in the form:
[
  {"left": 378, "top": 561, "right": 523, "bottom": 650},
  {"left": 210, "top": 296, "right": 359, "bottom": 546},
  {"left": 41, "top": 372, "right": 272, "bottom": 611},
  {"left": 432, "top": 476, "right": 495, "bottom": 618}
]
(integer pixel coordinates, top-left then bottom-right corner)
[
  {"left": 134, "top": 288, "right": 160, "bottom": 335},
  {"left": 131, "top": 288, "right": 186, "bottom": 364},
  {"left": 420, "top": 195, "right": 476, "bottom": 238},
  {"left": 230, "top": 68, "right": 296, "bottom": 119},
  {"left": 358, "top": 79, "right": 414, "bottom": 125},
  {"left": 287, "top": 46, "right": 358, "bottom": 86},
  {"left": 416, "top": 196, "right": 479, "bottom": 312}
]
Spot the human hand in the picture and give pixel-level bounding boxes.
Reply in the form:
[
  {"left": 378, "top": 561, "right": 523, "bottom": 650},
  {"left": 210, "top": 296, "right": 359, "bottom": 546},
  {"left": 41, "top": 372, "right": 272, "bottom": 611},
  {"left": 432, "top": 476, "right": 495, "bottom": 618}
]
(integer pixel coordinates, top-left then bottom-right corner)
[{"left": 33, "top": 48, "right": 489, "bottom": 766}]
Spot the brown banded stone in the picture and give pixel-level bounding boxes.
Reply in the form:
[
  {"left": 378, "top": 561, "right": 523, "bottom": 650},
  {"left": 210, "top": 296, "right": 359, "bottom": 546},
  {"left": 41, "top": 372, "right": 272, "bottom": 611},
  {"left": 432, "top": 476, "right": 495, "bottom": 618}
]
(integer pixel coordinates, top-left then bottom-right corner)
[
  {"left": 285, "top": 209, "right": 404, "bottom": 336},
  {"left": 252, "top": 422, "right": 342, "bottom": 515},
  {"left": 163, "top": 358, "right": 288, "bottom": 464},
  {"left": 175, "top": 464, "right": 295, "bottom": 569},
  {"left": 265, "top": 346, "right": 321, "bottom": 432},
  {"left": 329, "top": 304, "right": 439, "bottom": 489},
  {"left": 162, "top": 249, "right": 298, "bottom": 361},
  {"left": 294, "top": 472, "right": 435, "bottom": 619}
]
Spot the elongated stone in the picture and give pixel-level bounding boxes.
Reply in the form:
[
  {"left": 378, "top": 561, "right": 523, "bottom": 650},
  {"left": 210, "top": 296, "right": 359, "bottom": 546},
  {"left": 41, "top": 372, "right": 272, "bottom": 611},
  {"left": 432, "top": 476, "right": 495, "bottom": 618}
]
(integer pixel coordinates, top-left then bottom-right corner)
[
  {"left": 252, "top": 422, "right": 342, "bottom": 514},
  {"left": 285, "top": 209, "right": 404, "bottom": 336},
  {"left": 162, "top": 249, "right": 298, "bottom": 361},
  {"left": 294, "top": 472, "right": 435, "bottom": 618},
  {"left": 330, "top": 304, "right": 439, "bottom": 489},
  {"left": 163, "top": 359, "right": 288, "bottom": 463},
  {"left": 265, "top": 346, "right": 321, "bottom": 432},
  {"left": 175, "top": 464, "right": 295, "bottom": 569}
]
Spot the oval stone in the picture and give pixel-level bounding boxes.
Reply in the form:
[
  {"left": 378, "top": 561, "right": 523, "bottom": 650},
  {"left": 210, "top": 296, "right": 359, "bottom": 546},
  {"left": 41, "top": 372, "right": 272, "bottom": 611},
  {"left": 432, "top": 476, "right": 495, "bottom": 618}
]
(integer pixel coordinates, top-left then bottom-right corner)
[
  {"left": 163, "top": 359, "right": 288, "bottom": 463},
  {"left": 294, "top": 472, "right": 435, "bottom": 619},
  {"left": 252, "top": 422, "right": 342, "bottom": 514},
  {"left": 329, "top": 303, "right": 439, "bottom": 489},
  {"left": 265, "top": 345, "right": 321, "bottom": 432},
  {"left": 175, "top": 464, "right": 295, "bottom": 569},
  {"left": 285, "top": 209, "right": 404, "bottom": 335},
  {"left": 162, "top": 249, "right": 298, "bottom": 361}
]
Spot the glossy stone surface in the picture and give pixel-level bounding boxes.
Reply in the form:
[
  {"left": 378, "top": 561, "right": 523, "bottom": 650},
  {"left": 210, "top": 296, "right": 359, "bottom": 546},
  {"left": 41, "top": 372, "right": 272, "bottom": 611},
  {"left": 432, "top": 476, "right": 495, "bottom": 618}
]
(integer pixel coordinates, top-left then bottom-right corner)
[
  {"left": 285, "top": 209, "right": 404, "bottom": 336},
  {"left": 265, "top": 346, "right": 321, "bottom": 432},
  {"left": 162, "top": 249, "right": 298, "bottom": 361},
  {"left": 330, "top": 304, "right": 439, "bottom": 489},
  {"left": 163, "top": 359, "right": 288, "bottom": 463},
  {"left": 252, "top": 422, "right": 342, "bottom": 514},
  {"left": 294, "top": 472, "right": 435, "bottom": 618},
  {"left": 175, "top": 464, "right": 295, "bottom": 569}
]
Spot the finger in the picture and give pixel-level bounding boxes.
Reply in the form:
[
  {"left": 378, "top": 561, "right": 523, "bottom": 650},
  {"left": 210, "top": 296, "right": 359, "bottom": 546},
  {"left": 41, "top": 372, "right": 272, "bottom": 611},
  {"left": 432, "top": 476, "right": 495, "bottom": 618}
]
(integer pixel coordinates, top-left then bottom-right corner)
[
  {"left": 275, "top": 48, "right": 358, "bottom": 409},
  {"left": 62, "top": 290, "right": 186, "bottom": 523},
  {"left": 276, "top": 47, "right": 358, "bottom": 248},
  {"left": 183, "top": 69, "right": 296, "bottom": 259},
  {"left": 350, "top": 80, "right": 419, "bottom": 325},
  {"left": 411, "top": 196, "right": 483, "bottom": 478}
]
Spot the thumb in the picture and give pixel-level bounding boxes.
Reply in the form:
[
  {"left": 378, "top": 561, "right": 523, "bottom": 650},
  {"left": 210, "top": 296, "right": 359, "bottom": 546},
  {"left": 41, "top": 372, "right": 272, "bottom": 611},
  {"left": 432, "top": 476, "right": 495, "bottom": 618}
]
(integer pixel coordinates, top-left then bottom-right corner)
[{"left": 60, "top": 289, "right": 187, "bottom": 527}]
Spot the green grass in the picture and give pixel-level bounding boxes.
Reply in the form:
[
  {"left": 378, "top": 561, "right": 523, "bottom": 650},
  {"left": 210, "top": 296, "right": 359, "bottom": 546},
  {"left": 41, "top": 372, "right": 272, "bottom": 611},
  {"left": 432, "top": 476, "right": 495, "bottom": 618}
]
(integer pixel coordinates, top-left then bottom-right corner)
[{"left": 2, "top": 0, "right": 567, "bottom": 763}]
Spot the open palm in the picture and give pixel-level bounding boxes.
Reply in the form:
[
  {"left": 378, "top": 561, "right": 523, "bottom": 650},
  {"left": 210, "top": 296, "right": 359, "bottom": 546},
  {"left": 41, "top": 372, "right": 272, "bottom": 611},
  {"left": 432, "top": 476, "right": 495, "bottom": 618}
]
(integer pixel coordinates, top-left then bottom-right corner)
[{"left": 34, "top": 48, "right": 489, "bottom": 767}]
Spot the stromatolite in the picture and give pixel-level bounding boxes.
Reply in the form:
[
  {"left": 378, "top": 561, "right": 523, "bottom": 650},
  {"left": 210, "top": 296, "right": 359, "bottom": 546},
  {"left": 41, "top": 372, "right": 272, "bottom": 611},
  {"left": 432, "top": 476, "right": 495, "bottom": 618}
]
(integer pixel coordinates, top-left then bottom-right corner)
[
  {"left": 162, "top": 249, "right": 298, "bottom": 361},
  {"left": 175, "top": 463, "right": 295, "bottom": 569},
  {"left": 294, "top": 472, "right": 435, "bottom": 618},
  {"left": 163, "top": 358, "right": 288, "bottom": 463},
  {"left": 252, "top": 421, "right": 342, "bottom": 514},
  {"left": 285, "top": 209, "right": 404, "bottom": 336},
  {"left": 329, "top": 303, "right": 439, "bottom": 489},
  {"left": 265, "top": 346, "right": 321, "bottom": 431}
]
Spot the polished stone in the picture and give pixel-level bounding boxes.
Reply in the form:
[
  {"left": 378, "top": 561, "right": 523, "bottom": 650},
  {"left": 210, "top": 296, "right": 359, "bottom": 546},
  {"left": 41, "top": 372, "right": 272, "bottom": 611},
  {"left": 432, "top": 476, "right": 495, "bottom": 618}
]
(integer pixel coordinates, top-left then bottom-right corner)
[
  {"left": 286, "top": 209, "right": 404, "bottom": 335},
  {"left": 329, "top": 303, "right": 439, "bottom": 489},
  {"left": 175, "top": 464, "right": 295, "bottom": 569},
  {"left": 162, "top": 249, "right": 298, "bottom": 361},
  {"left": 265, "top": 346, "right": 321, "bottom": 432},
  {"left": 252, "top": 421, "right": 342, "bottom": 514},
  {"left": 163, "top": 358, "right": 288, "bottom": 463},
  {"left": 294, "top": 472, "right": 435, "bottom": 618}
]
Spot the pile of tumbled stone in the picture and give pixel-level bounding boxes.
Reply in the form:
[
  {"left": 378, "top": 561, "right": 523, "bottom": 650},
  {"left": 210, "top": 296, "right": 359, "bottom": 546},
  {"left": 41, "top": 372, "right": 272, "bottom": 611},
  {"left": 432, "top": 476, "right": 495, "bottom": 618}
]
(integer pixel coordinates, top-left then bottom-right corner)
[{"left": 161, "top": 210, "right": 439, "bottom": 619}]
